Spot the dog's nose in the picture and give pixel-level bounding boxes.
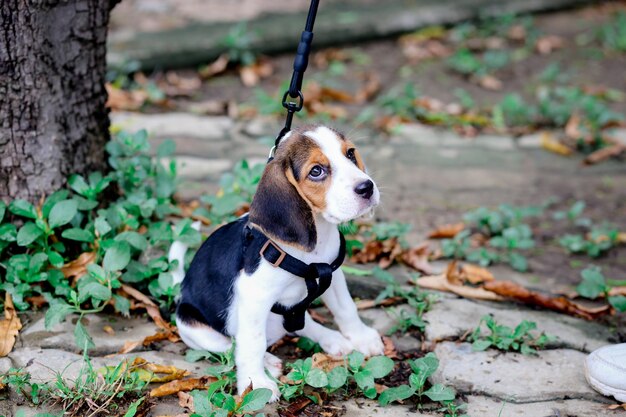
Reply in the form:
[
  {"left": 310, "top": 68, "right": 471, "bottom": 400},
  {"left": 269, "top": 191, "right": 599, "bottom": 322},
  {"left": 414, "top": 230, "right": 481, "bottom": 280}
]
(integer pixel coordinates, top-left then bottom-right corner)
[{"left": 354, "top": 180, "right": 374, "bottom": 199}]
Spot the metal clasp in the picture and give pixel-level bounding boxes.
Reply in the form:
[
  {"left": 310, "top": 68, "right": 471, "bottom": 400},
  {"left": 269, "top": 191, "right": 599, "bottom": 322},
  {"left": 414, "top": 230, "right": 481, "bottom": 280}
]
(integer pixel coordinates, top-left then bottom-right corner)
[{"left": 259, "top": 240, "right": 287, "bottom": 268}]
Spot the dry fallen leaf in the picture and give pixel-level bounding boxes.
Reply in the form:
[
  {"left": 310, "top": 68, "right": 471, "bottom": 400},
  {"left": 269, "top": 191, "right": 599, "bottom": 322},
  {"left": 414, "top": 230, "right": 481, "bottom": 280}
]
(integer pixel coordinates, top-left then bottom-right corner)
[
  {"left": 199, "top": 54, "right": 230, "bottom": 79},
  {"left": 132, "top": 357, "right": 189, "bottom": 383},
  {"left": 459, "top": 263, "right": 495, "bottom": 284},
  {"left": 354, "top": 72, "right": 381, "bottom": 104},
  {"left": 61, "top": 251, "right": 97, "bottom": 281},
  {"left": 103, "top": 325, "right": 115, "bottom": 336},
  {"left": 356, "top": 297, "right": 404, "bottom": 310},
  {"left": 584, "top": 144, "right": 626, "bottom": 165},
  {"left": 507, "top": 24, "right": 527, "bottom": 41},
  {"left": 428, "top": 222, "right": 465, "bottom": 239},
  {"left": 0, "top": 294, "right": 22, "bottom": 357},
  {"left": 150, "top": 375, "right": 217, "bottom": 397},
  {"left": 401, "top": 243, "right": 435, "bottom": 275},
  {"left": 541, "top": 132, "right": 574, "bottom": 156},
  {"left": 311, "top": 352, "right": 346, "bottom": 371},
  {"left": 483, "top": 280, "right": 610, "bottom": 320},
  {"left": 416, "top": 274, "right": 504, "bottom": 301},
  {"left": 118, "top": 340, "right": 142, "bottom": 355},
  {"left": 178, "top": 390, "right": 195, "bottom": 412},
  {"left": 478, "top": 75, "right": 503, "bottom": 91},
  {"left": 121, "top": 284, "right": 180, "bottom": 342},
  {"left": 280, "top": 397, "right": 312, "bottom": 417},
  {"left": 608, "top": 403, "right": 626, "bottom": 411},
  {"left": 382, "top": 336, "right": 399, "bottom": 359},
  {"left": 535, "top": 35, "right": 565, "bottom": 55},
  {"left": 239, "top": 57, "right": 274, "bottom": 87}
]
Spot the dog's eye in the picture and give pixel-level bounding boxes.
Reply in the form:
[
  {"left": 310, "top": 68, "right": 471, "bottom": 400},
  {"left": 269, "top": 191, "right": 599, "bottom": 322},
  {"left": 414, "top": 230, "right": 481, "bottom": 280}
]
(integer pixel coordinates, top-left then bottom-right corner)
[
  {"left": 346, "top": 148, "right": 358, "bottom": 165},
  {"left": 308, "top": 165, "right": 327, "bottom": 180}
]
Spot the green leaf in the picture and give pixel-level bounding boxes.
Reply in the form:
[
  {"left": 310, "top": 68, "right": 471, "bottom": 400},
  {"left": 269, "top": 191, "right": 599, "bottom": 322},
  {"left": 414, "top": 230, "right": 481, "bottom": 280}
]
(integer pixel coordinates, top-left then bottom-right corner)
[
  {"left": 353, "top": 369, "right": 374, "bottom": 390},
  {"left": 17, "top": 222, "right": 43, "bottom": 246},
  {"left": 508, "top": 252, "right": 528, "bottom": 272},
  {"left": 327, "top": 366, "right": 348, "bottom": 390},
  {"left": 472, "top": 339, "right": 493, "bottom": 351},
  {"left": 48, "top": 200, "right": 78, "bottom": 229},
  {"left": 410, "top": 352, "right": 439, "bottom": 379},
  {"left": 239, "top": 388, "right": 273, "bottom": 412},
  {"left": 80, "top": 282, "right": 112, "bottom": 302},
  {"left": 113, "top": 294, "right": 131, "bottom": 317},
  {"left": 103, "top": 241, "right": 131, "bottom": 272},
  {"left": 424, "top": 383, "right": 456, "bottom": 402},
  {"left": 347, "top": 351, "right": 365, "bottom": 370},
  {"left": 95, "top": 216, "right": 112, "bottom": 236},
  {"left": 61, "top": 228, "right": 94, "bottom": 243},
  {"left": 378, "top": 384, "right": 415, "bottom": 406},
  {"left": 47, "top": 250, "right": 64, "bottom": 268},
  {"left": 74, "top": 320, "right": 95, "bottom": 352},
  {"left": 123, "top": 397, "right": 145, "bottom": 417},
  {"left": 157, "top": 139, "right": 176, "bottom": 157},
  {"left": 115, "top": 231, "right": 148, "bottom": 251},
  {"left": 0, "top": 201, "right": 5, "bottom": 223},
  {"left": 44, "top": 302, "right": 75, "bottom": 329},
  {"left": 364, "top": 356, "right": 394, "bottom": 379},
  {"left": 68, "top": 174, "right": 90, "bottom": 196},
  {"left": 305, "top": 368, "right": 329, "bottom": 388},
  {"left": 577, "top": 267, "right": 607, "bottom": 299},
  {"left": 609, "top": 295, "right": 626, "bottom": 312},
  {"left": 9, "top": 200, "right": 37, "bottom": 219}
]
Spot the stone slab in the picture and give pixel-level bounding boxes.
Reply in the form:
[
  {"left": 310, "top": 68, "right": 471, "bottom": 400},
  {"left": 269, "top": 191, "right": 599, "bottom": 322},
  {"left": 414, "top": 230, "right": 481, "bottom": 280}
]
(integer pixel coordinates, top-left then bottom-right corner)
[
  {"left": 423, "top": 298, "right": 612, "bottom": 352},
  {"left": 20, "top": 314, "right": 160, "bottom": 355},
  {"left": 111, "top": 112, "right": 233, "bottom": 140},
  {"left": 164, "top": 156, "right": 233, "bottom": 180},
  {"left": 432, "top": 342, "right": 606, "bottom": 403},
  {"left": 467, "top": 395, "right": 619, "bottom": 417},
  {"left": 9, "top": 348, "right": 85, "bottom": 384},
  {"left": 343, "top": 399, "right": 433, "bottom": 417}
]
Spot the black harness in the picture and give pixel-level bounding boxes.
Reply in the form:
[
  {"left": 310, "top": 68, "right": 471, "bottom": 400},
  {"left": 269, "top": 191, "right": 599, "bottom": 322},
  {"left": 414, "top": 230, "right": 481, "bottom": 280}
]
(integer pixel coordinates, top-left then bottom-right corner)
[{"left": 243, "top": 225, "right": 345, "bottom": 332}]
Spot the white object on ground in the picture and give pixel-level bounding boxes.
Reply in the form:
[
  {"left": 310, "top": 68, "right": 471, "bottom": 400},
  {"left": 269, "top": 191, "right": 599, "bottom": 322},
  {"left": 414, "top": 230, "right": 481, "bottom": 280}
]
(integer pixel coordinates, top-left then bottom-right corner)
[{"left": 585, "top": 343, "right": 626, "bottom": 403}]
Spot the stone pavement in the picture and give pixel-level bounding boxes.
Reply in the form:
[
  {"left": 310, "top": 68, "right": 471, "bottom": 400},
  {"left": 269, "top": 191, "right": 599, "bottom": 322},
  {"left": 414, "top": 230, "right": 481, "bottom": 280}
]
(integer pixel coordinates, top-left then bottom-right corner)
[{"left": 4, "top": 113, "right": 625, "bottom": 416}]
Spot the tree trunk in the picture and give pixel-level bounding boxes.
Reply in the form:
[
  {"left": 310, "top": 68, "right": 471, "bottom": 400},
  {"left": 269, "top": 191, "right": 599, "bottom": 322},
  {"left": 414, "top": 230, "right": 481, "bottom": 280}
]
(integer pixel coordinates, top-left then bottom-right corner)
[{"left": 0, "top": 0, "right": 118, "bottom": 203}]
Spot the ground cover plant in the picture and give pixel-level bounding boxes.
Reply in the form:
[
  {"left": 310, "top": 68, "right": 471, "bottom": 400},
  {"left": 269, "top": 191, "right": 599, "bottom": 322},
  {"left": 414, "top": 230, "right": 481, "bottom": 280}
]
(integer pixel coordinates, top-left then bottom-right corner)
[{"left": 468, "top": 315, "right": 554, "bottom": 355}]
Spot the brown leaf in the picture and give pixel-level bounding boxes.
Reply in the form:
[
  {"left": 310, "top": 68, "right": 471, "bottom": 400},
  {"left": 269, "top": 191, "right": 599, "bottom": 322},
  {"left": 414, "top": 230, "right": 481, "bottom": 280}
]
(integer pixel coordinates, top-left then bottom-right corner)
[
  {"left": 118, "top": 340, "right": 142, "bottom": 354},
  {"left": 541, "top": 132, "right": 573, "bottom": 156},
  {"left": 382, "top": 336, "right": 399, "bottom": 359},
  {"left": 608, "top": 403, "right": 626, "bottom": 411},
  {"left": 483, "top": 280, "right": 610, "bottom": 320},
  {"left": 150, "top": 376, "right": 217, "bottom": 397},
  {"left": 584, "top": 144, "right": 626, "bottom": 165},
  {"left": 199, "top": 54, "right": 229, "bottom": 79},
  {"left": 460, "top": 263, "right": 495, "bottom": 284},
  {"left": 401, "top": 244, "right": 435, "bottom": 274},
  {"left": 536, "top": 35, "right": 564, "bottom": 55},
  {"left": 308, "top": 309, "right": 329, "bottom": 324},
  {"left": 121, "top": 284, "right": 180, "bottom": 341},
  {"left": 0, "top": 294, "right": 22, "bottom": 357},
  {"left": 416, "top": 274, "right": 504, "bottom": 301},
  {"left": 239, "top": 58, "right": 274, "bottom": 87},
  {"left": 428, "top": 222, "right": 465, "bottom": 239},
  {"left": 61, "top": 251, "right": 97, "bottom": 281},
  {"left": 565, "top": 113, "right": 584, "bottom": 140},
  {"left": 178, "top": 390, "right": 194, "bottom": 411},
  {"left": 132, "top": 357, "right": 189, "bottom": 383},
  {"left": 311, "top": 353, "right": 345, "bottom": 372},
  {"left": 354, "top": 72, "right": 381, "bottom": 104},
  {"left": 507, "top": 24, "right": 527, "bottom": 41},
  {"left": 105, "top": 83, "right": 149, "bottom": 111},
  {"left": 356, "top": 296, "right": 404, "bottom": 310},
  {"left": 478, "top": 75, "right": 502, "bottom": 91},
  {"left": 103, "top": 325, "right": 115, "bottom": 336},
  {"left": 280, "top": 397, "right": 312, "bottom": 417}
]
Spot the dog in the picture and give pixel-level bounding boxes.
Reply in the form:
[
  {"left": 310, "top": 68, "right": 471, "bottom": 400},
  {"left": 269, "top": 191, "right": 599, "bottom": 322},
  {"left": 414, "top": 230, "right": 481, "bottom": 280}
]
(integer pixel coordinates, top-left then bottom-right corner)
[{"left": 169, "top": 125, "right": 384, "bottom": 401}]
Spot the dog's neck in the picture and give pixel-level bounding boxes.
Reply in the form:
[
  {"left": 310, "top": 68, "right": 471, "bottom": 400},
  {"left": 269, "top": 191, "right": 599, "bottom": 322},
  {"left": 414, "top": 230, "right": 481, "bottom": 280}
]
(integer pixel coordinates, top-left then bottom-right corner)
[{"left": 278, "top": 213, "right": 340, "bottom": 263}]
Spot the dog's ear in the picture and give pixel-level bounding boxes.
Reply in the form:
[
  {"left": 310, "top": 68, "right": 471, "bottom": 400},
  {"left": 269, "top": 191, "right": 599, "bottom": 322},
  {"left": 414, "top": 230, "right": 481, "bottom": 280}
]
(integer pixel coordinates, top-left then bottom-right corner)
[{"left": 248, "top": 158, "right": 316, "bottom": 251}]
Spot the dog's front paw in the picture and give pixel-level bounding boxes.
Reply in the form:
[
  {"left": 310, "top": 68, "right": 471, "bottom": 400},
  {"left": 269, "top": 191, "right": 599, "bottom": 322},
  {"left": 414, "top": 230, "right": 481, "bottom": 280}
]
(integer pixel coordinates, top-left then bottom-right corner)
[
  {"left": 238, "top": 374, "right": 281, "bottom": 402},
  {"left": 344, "top": 326, "right": 384, "bottom": 357},
  {"left": 318, "top": 332, "right": 355, "bottom": 357}
]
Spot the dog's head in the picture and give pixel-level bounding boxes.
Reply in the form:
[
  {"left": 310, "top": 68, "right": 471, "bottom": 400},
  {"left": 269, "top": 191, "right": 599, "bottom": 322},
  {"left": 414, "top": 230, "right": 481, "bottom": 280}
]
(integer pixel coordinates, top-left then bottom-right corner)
[{"left": 249, "top": 125, "right": 379, "bottom": 251}]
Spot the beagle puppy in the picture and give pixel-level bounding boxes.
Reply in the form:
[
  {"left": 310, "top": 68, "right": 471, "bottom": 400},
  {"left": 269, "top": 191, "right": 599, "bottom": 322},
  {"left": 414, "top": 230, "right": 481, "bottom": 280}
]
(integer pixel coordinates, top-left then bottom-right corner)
[{"left": 169, "top": 125, "right": 384, "bottom": 401}]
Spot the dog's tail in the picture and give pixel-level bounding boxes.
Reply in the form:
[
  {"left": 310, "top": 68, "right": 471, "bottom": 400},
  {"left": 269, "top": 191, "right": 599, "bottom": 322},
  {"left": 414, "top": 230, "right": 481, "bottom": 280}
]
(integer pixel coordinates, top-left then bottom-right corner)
[{"left": 169, "top": 220, "right": 202, "bottom": 285}]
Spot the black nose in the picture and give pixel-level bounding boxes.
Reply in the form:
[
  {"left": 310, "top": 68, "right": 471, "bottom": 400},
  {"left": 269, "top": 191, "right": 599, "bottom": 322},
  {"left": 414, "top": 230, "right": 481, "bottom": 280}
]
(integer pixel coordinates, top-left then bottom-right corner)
[{"left": 354, "top": 180, "right": 374, "bottom": 199}]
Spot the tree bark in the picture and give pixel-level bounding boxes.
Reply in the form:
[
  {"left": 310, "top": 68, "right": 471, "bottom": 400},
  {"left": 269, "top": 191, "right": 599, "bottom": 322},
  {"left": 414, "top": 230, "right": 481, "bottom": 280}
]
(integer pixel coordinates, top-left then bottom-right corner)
[{"left": 0, "top": 0, "right": 118, "bottom": 203}]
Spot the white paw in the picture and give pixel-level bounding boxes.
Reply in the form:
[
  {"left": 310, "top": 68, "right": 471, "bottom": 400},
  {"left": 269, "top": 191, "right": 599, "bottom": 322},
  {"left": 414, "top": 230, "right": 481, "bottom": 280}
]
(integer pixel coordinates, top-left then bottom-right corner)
[
  {"left": 238, "top": 374, "right": 281, "bottom": 402},
  {"left": 344, "top": 326, "right": 384, "bottom": 357},
  {"left": 264, "top": 352, "right": 283, "bottom": 378},
  {"left": 319, "top": 332, "right": 355, "bottom": 357}
]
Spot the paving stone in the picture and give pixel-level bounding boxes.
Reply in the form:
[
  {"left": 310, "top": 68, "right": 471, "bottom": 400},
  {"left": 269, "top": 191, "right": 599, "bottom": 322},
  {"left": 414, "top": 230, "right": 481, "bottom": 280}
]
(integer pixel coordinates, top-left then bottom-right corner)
[
  {"left": 20, "top": 314, "right": 160, "bottom": 355},
  {"left": 432, "top": 342, "right": 605, "bottom": 403},
  {"left": 343, "top": 399, "right": 434, "bottom": 416},
  {"left": 358, "top": 304, "right": 414, "bottom": 336},
  {"left": 394, "top": 123, "right": 515, "bottom": 150},
  {"left": 111, "top": 112, "right": 233, "bottom": 140},
  {"left": 423, "top": 298, "right": 612, "bottom": 353},
  {"left": 93, "top": 349, "right": 206, "bottom": 376},
  {"left": 9, "top": 348, "right": 85, "bottom": 383},
  {"left": 163, "top": 156, "right": 232, "bottom": 180},
  {"left": 0, "top": 357, "right": 12, "bottom": 374},
  {"left": 466, "top": 395, "right": 618, "bottom": 417},
  {"left": 391, "top": 333, "right": 422, "bottom": 353},
  {"left": 516, "top": 132, "right": 544, "bottom": 148}
]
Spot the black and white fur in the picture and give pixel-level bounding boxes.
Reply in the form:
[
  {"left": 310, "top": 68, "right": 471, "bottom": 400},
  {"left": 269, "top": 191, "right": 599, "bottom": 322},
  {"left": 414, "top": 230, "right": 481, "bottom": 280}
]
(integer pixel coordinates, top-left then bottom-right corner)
[{"left": 169, "top": 126, "right": 384, "bottom": 401}]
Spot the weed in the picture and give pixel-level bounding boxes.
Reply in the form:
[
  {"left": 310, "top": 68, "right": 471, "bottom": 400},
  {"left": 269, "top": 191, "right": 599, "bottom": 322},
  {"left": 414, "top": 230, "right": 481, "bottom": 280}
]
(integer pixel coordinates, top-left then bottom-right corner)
[
  {"left": 469, "top": 315, "right": 554, "bottom": 355},
  {"left": 221, "top": 23, "right": 257, "bottom": 66},
  {"left": 0, "top": 368, "right": 43, "bottom": 404},
  {"left": 378, "top": 353, "right": 458, "bottom": 408},
  {"left": 559, "top": 222, "right": 620, "bottom": 258},
  {"left": 186, "top": 345, "right": 237, "bottom": 381},
  {"left": 190, "top": 380, "right": 271, "bottom": 417},
  {"left": 576, "top": 266, "right": 626, "bottom": 312},
  {"left": 597, "top": 11, "right": 626, "bottom": 52}
]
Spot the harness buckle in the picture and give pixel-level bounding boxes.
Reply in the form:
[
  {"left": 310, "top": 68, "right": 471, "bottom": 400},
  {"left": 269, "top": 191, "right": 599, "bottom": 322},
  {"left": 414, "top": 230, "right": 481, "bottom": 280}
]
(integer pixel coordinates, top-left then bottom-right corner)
[{"left": 260, "top": 239, "right": 287, "bottom": 268}]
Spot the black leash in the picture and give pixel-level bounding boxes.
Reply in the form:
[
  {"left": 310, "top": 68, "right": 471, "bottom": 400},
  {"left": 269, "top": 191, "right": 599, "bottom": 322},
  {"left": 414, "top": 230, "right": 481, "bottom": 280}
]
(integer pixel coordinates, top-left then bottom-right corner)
[
  {"left": 269, "top": 0, "right": 320, "bottom": 161},
  {"left": 244, "top": 225, "right": 345, "bottom": 332}
]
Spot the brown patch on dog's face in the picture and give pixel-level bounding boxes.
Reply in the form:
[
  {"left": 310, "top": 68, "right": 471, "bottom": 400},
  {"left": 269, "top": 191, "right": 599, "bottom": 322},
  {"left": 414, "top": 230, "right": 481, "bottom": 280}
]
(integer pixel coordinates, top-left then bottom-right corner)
[
  {"left": 286, "top": 145, "right": 331, "bottom": 212},
  {"left": 341, "top": 139, "right": 366, "bottom": 172}
]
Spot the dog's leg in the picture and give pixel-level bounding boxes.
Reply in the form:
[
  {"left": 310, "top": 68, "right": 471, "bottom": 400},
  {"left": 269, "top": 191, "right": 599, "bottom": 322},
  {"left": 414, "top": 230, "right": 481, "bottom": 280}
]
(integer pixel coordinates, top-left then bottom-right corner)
[
  {"left": 176, "top": 319, "right": 232, "bottom": 352},
  {"left": 321, "top": 268, "right": 384, "bottom": 356},
  {"left": 234, "top": 276, "right": 281, "bottom": 401},
  {"left": 296, "top": 312, "right": 354, "bottom": 356}
]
